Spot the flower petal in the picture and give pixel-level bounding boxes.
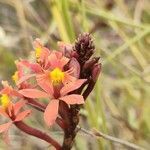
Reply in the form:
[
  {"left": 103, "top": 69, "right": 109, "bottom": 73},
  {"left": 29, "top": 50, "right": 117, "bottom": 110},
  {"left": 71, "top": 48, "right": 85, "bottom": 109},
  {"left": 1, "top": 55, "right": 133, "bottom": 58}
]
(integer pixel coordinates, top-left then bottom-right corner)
[
  {"left": 60, "top": 79, "right": 87, "bottom": 96},
  {"left": 33, "top": 38, "right": 43, "bottom": 48},
  {"left": 20, "top": 60, "right": 43, "bottom": 73},
  {"left": 60, "top": 94, "right": 84, "bottom": 105},
  {"left": 0, "top": 86, "right": 22, "bottom": 98},
  {"left": 48, "top": 51, "right": 69, "bottom": 70},
  {"left": 63, "top": 73, "right": 76, "bottom": 84},
  {"left": 17, "top": 74, "right": 35, "bottom": 85},
  {"left": 0, "top": 108, "right": 9, "bottom": 118},
  {"left": 15, "top": 60, "right": 24, "bottom": 77},
  {"left": 11, "top": 90, "right": 23, "bottom": 98},
  {"left": 36, "top": 74, "right": 54, "bottom": 96},
  {"left": 0, "top": 122, "right": 12, "bottom": 133},
  {"left": 14, "top": 110, "right": 31, "bottom": 122},
  {"left": 33, "top": 38, "right": 51, "bottom": 63},
  {"left": 60, "top": 56, "right": 70, "bottom": 68},
  {"left": 44, "top": 100, "right": 59, "bottom": 126},
  {"left": 7, "top": 103, "right": 13, "bottom": 117},
  {"left": 48, "top": 52, "right": 59, "bottom": 68},
  {"left": 0, "top": 81, "right": 12, "bottom": 95},
  {"left": 29, "top": 63, "right": 43, "bottom": 73},
  {"left": 13, "top": 100, "right": 26, "bottom": 115},
  {"left": 69, "top": 58, "right": 80, "bottom": 78},
  {"left": 57, "top": 41, "right": 72, "bottom": 57},
  {"left": 19, "top": 89, "right": 49, "bottom": 98}
]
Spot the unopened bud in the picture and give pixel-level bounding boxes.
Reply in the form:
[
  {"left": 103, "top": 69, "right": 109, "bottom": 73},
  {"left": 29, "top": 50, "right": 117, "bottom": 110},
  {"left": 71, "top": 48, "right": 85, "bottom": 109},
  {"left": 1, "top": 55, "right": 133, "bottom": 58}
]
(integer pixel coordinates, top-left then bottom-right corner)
[
  {"left": 81, "top": 57, "right": 100, "bottom": 78},
  {"left": 83, "top": 57, "right": 100, "bottom": 70},
  {"left": 92, "top": 63, "right": 101, "bottom": 82},
  {"left": 73, "top": 33, "right": 95, "bottom": 64}
]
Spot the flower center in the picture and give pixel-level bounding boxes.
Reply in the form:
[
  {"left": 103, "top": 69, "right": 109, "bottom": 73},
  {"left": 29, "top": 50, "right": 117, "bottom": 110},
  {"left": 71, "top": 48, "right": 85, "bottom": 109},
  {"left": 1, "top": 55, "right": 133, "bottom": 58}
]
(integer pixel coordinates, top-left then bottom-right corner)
[
  {"left": 12, "top": 71, "right": 19, "bottom": 84},
  {"left": 35, "top": 47, "right": 42, "bottom": 58},
  {"left": 0, "top": 94, "right": 10, "bottom": 109},
  {"left": 50, "top": 68, "right": 64, "bottom": 84}
]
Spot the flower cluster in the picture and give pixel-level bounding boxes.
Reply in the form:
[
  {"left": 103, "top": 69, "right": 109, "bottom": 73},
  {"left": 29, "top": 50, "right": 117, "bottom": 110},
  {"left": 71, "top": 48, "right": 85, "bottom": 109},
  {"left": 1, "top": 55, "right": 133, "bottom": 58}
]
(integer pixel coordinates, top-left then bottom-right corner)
[
  {"left": 0, "top": 33, "right": 101, "bottom": 149},
  {"left": 0, "top": 81, "right": 31, "bottom": 141}
]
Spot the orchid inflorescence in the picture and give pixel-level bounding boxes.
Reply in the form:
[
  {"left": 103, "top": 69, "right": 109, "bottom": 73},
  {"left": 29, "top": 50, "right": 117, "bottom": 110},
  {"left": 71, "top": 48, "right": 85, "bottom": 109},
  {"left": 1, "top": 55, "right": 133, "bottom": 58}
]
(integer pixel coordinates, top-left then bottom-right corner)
[{"left": 0, "top": 33, "right": 101, "bottom": 150}]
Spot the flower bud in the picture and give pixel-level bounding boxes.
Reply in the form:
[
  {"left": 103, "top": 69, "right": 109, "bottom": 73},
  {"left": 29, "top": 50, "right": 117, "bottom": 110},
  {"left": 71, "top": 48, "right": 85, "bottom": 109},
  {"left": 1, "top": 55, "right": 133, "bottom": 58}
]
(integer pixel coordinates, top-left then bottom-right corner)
[
  {"left": 82, "top": 57, "right": 100, "bottom": 70},
  {"left": 92, "top": 63, "right": 101, "bottom": 82},
  {"left": 81, "top": 57, "right": 100, "bottom": 78},
  {"left": 73, "top": 33, "right": 95, "bottom": 65}
]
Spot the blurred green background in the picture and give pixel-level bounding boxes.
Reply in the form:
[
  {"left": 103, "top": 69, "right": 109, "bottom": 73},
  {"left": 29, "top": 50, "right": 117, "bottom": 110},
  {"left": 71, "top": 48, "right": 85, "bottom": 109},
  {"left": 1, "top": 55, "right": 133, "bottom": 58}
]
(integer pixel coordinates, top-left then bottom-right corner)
[{"left": 0, "top": 0, "right": 150, "bottom": 149}]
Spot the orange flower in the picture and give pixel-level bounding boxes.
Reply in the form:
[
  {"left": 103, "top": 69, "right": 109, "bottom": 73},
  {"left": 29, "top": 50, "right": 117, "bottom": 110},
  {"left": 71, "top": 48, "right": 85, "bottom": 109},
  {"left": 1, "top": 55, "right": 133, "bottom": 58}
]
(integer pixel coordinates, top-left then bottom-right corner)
[
  {"left": 0, "top": 94, "right": 31, "bottom": 135},
  {"left": 17, "top": 41, "right": 86, "bottom": 126}
]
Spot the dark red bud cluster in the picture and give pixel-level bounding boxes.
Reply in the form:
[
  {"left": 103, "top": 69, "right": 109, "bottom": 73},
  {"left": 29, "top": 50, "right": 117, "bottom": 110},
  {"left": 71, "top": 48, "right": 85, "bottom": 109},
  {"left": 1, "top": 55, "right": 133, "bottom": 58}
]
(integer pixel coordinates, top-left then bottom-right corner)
[
  {"left": 73, "top": 33, "right": 101, "bottom": 86},
  {"left": 73, "top": 33, "right": 95, "bottom": 65},
  {"left": 64, "top": 33, "right": 101, "bottom": 99}
]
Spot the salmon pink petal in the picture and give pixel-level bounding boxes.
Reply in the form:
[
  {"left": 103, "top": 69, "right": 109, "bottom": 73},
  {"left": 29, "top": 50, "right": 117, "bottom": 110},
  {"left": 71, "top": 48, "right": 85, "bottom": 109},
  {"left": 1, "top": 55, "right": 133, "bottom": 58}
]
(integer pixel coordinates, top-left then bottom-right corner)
[
  {"left": 14, "top": 100, "right": 26, "bottom": 115},
  {"left": 43, "top": 47, "right": 51, "bottom": 56},
  {"left": 39, "top": 48, "right": 51, "bottom": 66},
  {"left": 19, "top": 60, "right": 32, "bottom": 69},
  {"left": 0, "top": 84, "right": 12, "bottom": 95},
  {"left": 44, "top": 100, "right": 59, "bottom": 126},
  {"left": 33, "top": 38, "right": 43, "bottom": 48},
  {"left": 20, "top": 60, "right": 43, "bottom": 73},
  {"left": 63, "top": 74, "right": 76, "bottom": 84},
  {"left": 55, "top": 51, "right": 69, "bottom": 69},
  {"left": 60, "top": 57, "right": 69, "bottom": 68},
  {"left": 48, "top": 52, "right": 59, "bottom": 68},
  {"left": 10, "top": 90, "right": 23, "bottom": 98},
  {"left": 48, "top": 51, "right": 68, "bottom": 69},
  {"left": 33, "top": 38, "right": 50, "bottom": 55},
  {"left": 29, "top": 63, "right": 43, "bottom": 73},
  {"left": 0, "top": 108, "right": 9, "bottom": 118},
  {"left": 7, "top": 103, "right": 13, "bottom": 117},
  {"left": 0, "top": 87, "right": 22, "bottom": 98},
  {"left": 14, "top": 110, "right": 31, "bottom": 122},
  {"left": 69, "top": 58, "right": 80, "bottom": 78},
  {"left": 19, "top": 60, "right": 30, "bottom": 66},
  {"left": 57, "top": 41, "right": 72, "bottom": 56},
  {"left": 17, "top": 74, "right": 35, "bottom": 85},
  {"left": 36, "top": 74, "right": 54, "bottom": 96},
  {"left": 61, "top": 79, "right": 87, "bottom": 96},
  {"left": 19, "top": 89, "right": 49, "bottom": 98},
  {"left": 60, "top": 94, "right": 84, "bottom": 105},
  {"left": 15, "top": 61, "right": 24, "bottom": 77},
  {"left": 54, "top": 51, "right": 63, "bottom": 59},
  {"left": 0, "top": 88, "right": 9, "bottom": 95},
  {"left": 33, "top": 39, "right": 51, "bottom": 63},
  {"left": 0, "top": 122, "right": 12, "bottom": 133}
]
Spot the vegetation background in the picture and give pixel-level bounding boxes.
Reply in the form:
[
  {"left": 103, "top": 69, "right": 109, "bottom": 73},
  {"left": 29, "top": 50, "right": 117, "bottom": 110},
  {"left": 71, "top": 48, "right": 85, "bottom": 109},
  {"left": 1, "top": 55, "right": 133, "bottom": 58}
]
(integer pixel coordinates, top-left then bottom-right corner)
[{"left": 0, "top": 0, "right": 150, "bottom": 149}]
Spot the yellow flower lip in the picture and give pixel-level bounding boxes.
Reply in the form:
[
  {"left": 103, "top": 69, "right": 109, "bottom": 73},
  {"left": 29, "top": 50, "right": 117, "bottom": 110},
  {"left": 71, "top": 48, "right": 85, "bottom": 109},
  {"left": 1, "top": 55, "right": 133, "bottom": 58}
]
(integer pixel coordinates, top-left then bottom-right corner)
[
  {"left": 12, "top": 71, "right": 19, "bottom": 83},
  {"left": 35, "top": 47, "right": 42, "bottom": 58},
  {"left": 50, "top": 68, "right": 65, "bottom": 84},
  {"left": 0, "top": 94, "right": 10, "bottom": 109}
]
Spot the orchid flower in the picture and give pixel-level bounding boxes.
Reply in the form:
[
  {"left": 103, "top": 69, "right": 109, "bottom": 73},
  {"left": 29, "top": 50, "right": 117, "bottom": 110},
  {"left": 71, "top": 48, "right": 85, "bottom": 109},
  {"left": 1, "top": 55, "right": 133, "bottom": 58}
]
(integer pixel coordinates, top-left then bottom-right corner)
[
  {"left": 19, "top": 77, "right": 86, "bottom": 126},
  {"left": 34, "top": 38, "right": 51, "bottom": 65},
  {"left": 0, "top": 89, "right": 31, "bottom": 136},
  {"left": 0, "top": 81, "right": 22, "bottom": 98},
  {"left": 0, "top": 34, "right": 101, "bottom": 149},
  {"left": 12, "top": 60, "right": 33, "bottom": 90},
  {"left": 17, "top": 42, "right": 87, "bottom": 126}
]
